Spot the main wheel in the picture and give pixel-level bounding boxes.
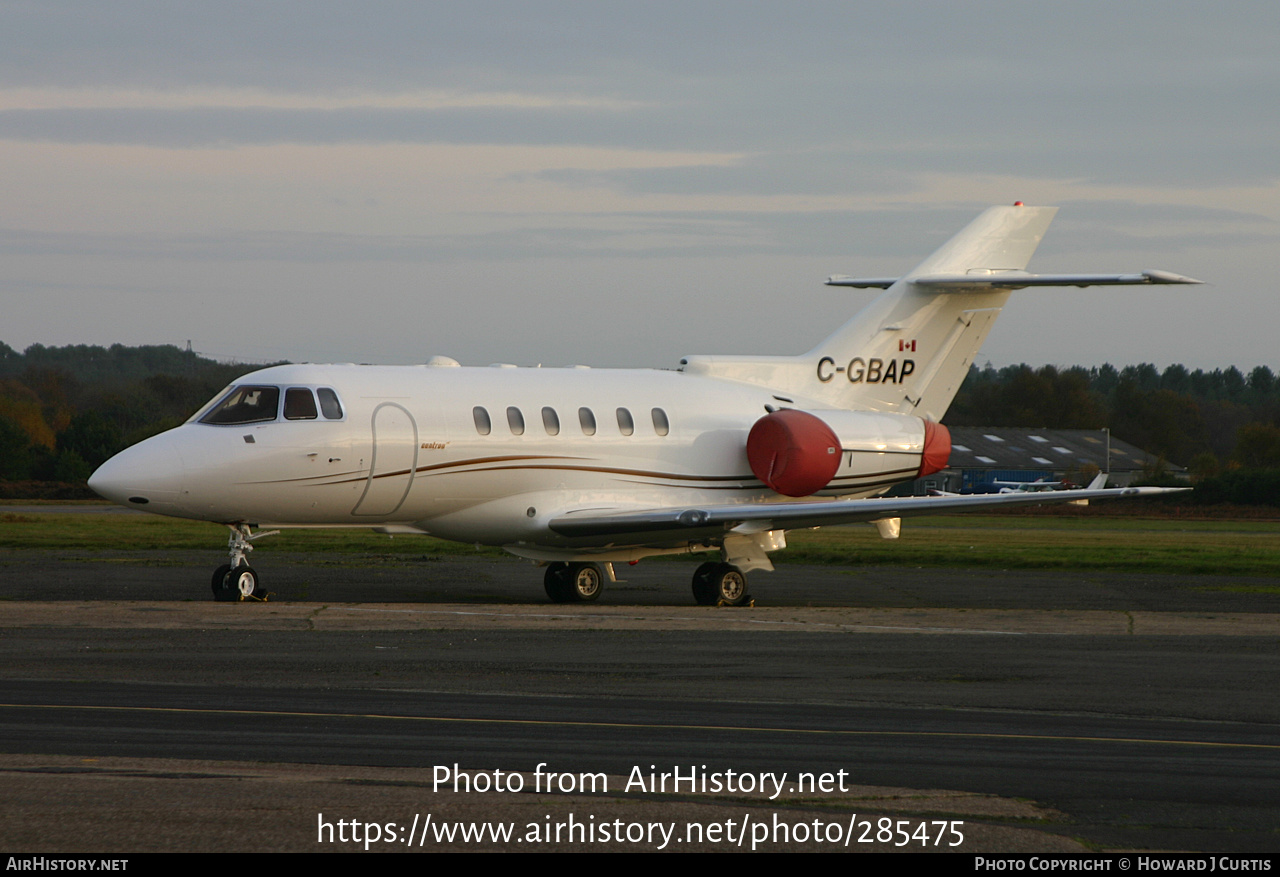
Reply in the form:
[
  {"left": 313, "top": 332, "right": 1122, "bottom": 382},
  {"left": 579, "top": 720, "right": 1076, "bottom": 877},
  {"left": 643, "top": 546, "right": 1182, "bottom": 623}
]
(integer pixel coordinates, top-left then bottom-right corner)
[
  {"left": 566, "top": 562, "right": 603, "bottom": 602},
  {"left": 544, "top": 563, "right": 572, "bottom": 603},
  {"left": 691, "top": 561, "right": 719, "bottom": 606},
  {"left": 692, "top": 562, "right": 749, "bottom": 607},
  {"left": 712, "top": 564, "right": 748, "bottom": 606}
]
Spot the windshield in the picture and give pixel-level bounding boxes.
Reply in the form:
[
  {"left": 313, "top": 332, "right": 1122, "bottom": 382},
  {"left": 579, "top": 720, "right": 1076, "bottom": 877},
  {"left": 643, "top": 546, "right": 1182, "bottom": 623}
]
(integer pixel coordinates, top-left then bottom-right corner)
[{"left": 199, "top": 385, "right": 280, "bottom": 425}]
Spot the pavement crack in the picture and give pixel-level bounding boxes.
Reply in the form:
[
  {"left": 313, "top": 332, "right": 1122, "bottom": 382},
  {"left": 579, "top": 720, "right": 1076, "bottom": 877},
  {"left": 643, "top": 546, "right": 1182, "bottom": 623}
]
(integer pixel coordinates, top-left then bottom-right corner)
[{"left": 306, "top": 605, "right": 329, "bottom": 631}]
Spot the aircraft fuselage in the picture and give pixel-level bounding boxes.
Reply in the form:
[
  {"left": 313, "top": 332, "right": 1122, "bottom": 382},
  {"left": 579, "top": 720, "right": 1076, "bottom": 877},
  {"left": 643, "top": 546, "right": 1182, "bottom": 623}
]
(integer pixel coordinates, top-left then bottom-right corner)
[{"left": 90, "top": 362, "right": 932, "bottom": 554}]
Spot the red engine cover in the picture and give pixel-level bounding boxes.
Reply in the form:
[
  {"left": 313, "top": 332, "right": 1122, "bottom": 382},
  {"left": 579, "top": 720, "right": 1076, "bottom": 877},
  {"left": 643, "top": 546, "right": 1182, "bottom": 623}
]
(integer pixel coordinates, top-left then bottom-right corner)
[
  {"left": 747, "top": 409, "right": 842, "bottom": 497},
  {"left": 919, "top": 419, "right": 951, "bottom": 477}
]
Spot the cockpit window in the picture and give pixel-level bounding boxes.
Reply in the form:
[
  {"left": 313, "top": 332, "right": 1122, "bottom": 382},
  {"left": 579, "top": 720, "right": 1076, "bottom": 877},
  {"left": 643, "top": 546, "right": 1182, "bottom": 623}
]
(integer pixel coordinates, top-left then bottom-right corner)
[
  {"left": 284, "top": 388, "right": 318, "bottom": 420},
  {"left": 200, "top": 386, "right": 280, "bottom": 425},
  {"left": 317, "top": 388, "right": 344, "bottom": 420}
]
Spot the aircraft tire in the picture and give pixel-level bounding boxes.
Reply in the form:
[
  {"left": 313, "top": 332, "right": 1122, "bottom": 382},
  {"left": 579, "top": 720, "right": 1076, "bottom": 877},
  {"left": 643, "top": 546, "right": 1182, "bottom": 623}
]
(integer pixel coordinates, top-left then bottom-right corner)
[
  {"left": 691, "top": 562, "right": 719, "bottom": 606},
  {"left": 543, "top": 563, "right": 573, "bottom": 603},
  {"left": 693, "top": 562, "right": 748, "bottom": 607},
  {"left": 713, "top": 564, "right": 749, "bottom": 606},
  {"left": 566, "top": 562, "right": 603, "bottom": 602},
  {"left": 230, "top": 565, "right": 262, "bottom": 601},
  {"left": 211, "top": 564, "right": 235, "bottom": 601}
]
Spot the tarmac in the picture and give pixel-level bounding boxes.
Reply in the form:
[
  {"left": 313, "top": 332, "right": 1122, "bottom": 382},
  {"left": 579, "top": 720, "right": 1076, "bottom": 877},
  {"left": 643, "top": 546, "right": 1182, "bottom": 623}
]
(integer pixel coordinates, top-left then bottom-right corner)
[{"left": 1, "top": 547, "right": 1278, "bottom": 852}]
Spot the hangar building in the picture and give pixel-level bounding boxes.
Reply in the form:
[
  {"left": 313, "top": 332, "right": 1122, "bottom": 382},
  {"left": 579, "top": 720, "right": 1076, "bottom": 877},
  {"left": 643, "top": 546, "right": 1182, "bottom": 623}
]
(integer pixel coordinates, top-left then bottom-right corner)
[{"left": 906, "top": 427, "right": 1183, "bottom": 495}]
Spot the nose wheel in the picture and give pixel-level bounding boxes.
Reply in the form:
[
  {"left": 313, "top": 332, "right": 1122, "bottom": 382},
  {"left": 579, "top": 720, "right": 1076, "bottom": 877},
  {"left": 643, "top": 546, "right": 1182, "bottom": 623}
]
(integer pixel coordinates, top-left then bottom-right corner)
[{"left": 212, "top": 563, "right": 265, "bottom": 601}]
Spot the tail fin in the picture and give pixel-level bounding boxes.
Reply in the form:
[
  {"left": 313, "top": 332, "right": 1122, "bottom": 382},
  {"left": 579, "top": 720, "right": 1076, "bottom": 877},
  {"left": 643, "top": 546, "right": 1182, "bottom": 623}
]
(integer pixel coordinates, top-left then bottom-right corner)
[
  {"left": 681, "top": 205, "right": 1194, "bottom": 421},
  {"left": 808, "top": 205, "right": 1056, "bottom": 420}
]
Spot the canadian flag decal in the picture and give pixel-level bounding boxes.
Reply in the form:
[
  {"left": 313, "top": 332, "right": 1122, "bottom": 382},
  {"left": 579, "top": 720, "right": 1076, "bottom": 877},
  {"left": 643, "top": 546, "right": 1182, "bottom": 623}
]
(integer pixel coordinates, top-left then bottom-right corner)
[{"left": 898, "top": 339, "right": 916, "bottom": 352}]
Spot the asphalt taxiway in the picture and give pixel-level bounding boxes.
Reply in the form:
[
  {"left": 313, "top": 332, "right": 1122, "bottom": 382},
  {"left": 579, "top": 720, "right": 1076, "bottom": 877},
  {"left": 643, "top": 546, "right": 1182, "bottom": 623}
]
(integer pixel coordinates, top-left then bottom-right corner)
[{"left": 1, "top": 548, "right": 1277, "bottom": 852}]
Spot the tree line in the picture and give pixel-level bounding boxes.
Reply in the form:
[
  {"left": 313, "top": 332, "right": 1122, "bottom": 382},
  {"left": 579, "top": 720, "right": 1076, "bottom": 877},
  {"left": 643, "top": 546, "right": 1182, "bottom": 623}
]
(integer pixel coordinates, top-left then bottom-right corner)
[
  {"left": 947, "top": 362, "right": 1280, "bottom": 480},
  {"left": 0, "top": 342, "right": 266, "bottom": 487}
]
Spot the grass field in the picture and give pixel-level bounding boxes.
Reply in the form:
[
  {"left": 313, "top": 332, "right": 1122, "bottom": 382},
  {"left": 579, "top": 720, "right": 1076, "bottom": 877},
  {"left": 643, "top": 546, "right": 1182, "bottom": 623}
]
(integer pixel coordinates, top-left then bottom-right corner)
[
  {"left": 782, "top": 516, "right": 1280, "bottom": 574},
  {"left": 3, "top": 506, "right": 1279, "bottom": 576}
]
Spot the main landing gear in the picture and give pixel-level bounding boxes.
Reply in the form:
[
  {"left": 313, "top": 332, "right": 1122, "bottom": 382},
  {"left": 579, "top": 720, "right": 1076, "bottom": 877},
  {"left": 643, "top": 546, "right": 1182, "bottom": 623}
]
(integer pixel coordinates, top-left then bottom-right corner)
[
  {"left": 540, "top": 559, "right": 753, "bottom": 607},
  {"left": 691, "top": 561, "right": 752, "bottom": 607},
  {"left": 211, "top": 523, "right": 276, "bottom": 602},
  {"left": 543, "top": 561, "right": 604, "bottom": 603}
]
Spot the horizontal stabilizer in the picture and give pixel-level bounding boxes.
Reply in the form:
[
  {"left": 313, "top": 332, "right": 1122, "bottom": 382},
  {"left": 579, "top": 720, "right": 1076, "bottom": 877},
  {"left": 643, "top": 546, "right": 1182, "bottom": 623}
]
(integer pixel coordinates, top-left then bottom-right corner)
[{"left": 827, "top": 270, "right": 1203, "bottom": 290}]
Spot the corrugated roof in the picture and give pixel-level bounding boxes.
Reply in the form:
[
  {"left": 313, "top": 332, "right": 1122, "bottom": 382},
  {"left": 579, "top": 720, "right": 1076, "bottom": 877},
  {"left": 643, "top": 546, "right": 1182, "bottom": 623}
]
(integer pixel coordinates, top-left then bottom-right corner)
[{"left": 944, "top": 427, "right": 1182, "bottom": 473}]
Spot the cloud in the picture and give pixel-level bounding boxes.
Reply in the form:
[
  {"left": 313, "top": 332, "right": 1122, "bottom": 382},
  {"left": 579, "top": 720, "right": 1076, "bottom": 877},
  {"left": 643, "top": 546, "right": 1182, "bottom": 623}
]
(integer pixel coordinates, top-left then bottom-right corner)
[
  {"left": 0, "top": 105, "right": 664, "bottom": 149},
  {"left": 0, "top": 207, "right": 1135, "bottom": 264},
  {"left": 1, "top": 4, "right": 1277, "bottom": 368},
  {"left": 0, "top": 86, "right": 648, "bottom": 112}
]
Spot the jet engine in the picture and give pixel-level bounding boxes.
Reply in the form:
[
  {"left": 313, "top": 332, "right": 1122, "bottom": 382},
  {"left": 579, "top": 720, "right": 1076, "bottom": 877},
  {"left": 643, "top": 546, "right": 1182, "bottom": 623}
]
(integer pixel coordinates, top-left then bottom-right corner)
[{"left": 747, "top": 408, "right": 950, "bottom": 497}]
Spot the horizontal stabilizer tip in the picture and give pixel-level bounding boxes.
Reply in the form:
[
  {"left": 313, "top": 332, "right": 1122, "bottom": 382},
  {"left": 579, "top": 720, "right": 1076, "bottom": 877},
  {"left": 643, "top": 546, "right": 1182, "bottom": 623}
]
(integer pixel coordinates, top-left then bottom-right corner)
[
  {"left": 825, "top": 276, "right": 897, "bottom": 289},
  {"left": 1141, "top": 270, "right": 1203, "bottom": 284}
]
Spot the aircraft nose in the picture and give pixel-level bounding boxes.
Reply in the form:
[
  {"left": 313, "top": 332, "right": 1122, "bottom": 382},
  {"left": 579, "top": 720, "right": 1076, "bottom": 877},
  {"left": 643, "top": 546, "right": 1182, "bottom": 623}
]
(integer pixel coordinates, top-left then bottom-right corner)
[{"left": 89, "top": 431, "right": 186, "bottom": 511}]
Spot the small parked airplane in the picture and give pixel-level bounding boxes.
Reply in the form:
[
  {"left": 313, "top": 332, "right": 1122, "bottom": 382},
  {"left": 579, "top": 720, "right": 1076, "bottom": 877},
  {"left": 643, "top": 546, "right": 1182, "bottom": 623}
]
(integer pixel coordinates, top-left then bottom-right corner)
[
  {"left": 989, "top": 476, "right": 1092, "bottom": 493},
  {"left": 933, "top": 473, "right": 1106, "bottom": 497},
  {"left": 89, "top": 204, "right": 1197, "bottom": 604}
]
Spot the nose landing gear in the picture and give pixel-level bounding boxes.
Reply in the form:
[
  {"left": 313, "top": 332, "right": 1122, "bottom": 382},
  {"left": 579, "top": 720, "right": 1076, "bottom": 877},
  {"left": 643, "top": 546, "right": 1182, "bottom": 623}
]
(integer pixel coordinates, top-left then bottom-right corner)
[{"left": 211, "top": 523, "right": 277, "bottom": 602}]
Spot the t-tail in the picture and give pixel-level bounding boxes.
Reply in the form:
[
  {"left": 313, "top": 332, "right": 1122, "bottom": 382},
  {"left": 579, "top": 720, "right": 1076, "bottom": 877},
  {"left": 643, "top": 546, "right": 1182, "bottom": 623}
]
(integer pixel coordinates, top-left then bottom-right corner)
[
  {"left": 679, "top": 204, "right": 1199, "bottom": 421},
  {"left": 811, "top": 204, "right": 1056, "bottom": 420}
]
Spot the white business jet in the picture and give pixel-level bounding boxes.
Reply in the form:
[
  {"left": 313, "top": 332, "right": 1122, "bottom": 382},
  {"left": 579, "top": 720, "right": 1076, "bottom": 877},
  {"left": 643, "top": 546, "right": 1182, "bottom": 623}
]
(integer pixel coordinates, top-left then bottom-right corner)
[{"left": 88, "top": 204, "right": 1197, "bottom": 605}]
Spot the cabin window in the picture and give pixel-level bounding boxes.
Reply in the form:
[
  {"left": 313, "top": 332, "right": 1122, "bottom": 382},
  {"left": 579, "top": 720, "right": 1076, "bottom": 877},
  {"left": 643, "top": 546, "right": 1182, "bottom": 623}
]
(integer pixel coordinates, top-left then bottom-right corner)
[
  {"left": 317, "top": 388, "right": 344, "bottom": 419},
  {"left": 651, "top": 408, "right": 670, "bottom": 436},
  {"left": 200, "top": 385, "right": 280, "bottom": 425},
  {"left": 542, "top": 406, "right": 560, "bottom": 436},
  {"left": 284, "top": 388, "right": 318, "bottom": 420},
  {"left": 578, "top": 407, "right": 595, "bottom": 435},
  {"left": 507, "top": 406, "right": 525, "bottom": 435},
  {"left": 473, "top": 406, "right": 491, "bottom": 435},
  {"left": 616, "top": 407, "right": 634, "bottom": 436}
]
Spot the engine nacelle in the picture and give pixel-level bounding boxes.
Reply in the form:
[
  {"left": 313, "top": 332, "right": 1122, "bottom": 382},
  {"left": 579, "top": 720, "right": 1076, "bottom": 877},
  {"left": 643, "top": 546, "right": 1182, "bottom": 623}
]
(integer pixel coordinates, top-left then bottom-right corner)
[
  {"left": 746, "top": 409, "right": 842, "bottom": 497},
  {"left": 747, "top": 409, "right": 950, "bottom": 497}
]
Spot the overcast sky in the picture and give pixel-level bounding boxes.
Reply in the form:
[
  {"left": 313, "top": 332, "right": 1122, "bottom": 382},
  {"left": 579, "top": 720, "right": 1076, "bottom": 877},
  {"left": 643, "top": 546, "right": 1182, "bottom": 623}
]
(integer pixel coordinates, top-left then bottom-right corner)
[{"left": 1, "top": 2, "right": 1276, "bottom": 371}]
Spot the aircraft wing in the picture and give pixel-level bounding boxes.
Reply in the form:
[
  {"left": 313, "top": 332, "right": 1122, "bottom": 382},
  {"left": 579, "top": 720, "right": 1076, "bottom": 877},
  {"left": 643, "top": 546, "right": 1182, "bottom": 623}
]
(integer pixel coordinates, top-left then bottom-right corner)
[
  {"left": 826, "top": 270, "right": 1202, "bottom": 290},
  {"left": 548, "top": 486, "right": 1189, "bottom": 539}
]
